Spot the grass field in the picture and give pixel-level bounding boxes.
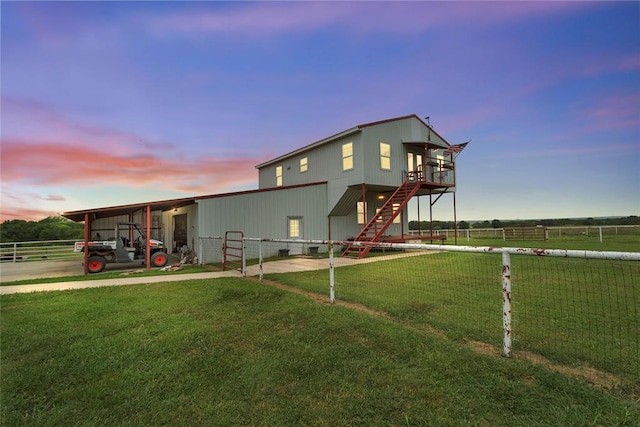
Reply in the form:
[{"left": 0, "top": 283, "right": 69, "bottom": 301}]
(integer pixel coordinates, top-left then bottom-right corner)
[{"left": 2, "top": 279, "right": 639, "bottom": 426}]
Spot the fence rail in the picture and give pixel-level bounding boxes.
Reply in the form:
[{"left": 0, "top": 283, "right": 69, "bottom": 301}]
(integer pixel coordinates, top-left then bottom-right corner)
[
  {"left": 408, "top": 224, "right": 640, "bottom": 243},
  {"left": 0, "top": 240, "right": 81, "bottom": 263},
  {"left": 198, "top": 236, "right": 640, "bottom": 384}
]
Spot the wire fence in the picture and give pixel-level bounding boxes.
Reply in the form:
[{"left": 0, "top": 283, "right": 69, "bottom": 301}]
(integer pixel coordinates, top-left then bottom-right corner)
[{"left": 198, "top": 236, "right": 640, "bottom": 385}]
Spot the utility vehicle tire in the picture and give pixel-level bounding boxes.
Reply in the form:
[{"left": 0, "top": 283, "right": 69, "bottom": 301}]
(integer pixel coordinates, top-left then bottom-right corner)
[
  {"left": 87, "top": 256, "right": 106, "bottom": 273},
  {"left": 151, "top": 251, "right": 168, "bottom": 268}
]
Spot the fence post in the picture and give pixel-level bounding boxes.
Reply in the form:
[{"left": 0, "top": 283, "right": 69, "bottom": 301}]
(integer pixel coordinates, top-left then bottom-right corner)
[
  {"left": 599, "top": 226, "right": 603, "bottom": 243},
  {"left": 259, "top": 240, "right": 263, "bottom": 281},
  {"left": 329, "top": 242, "right": 335, "bottom": 304},
  {"left": 13, "top": 243, "right": 17, "bottom": 263},
  {"left": 502, "top": 251, "right": 512, "bottom": 357},
  {"left": 242, "top": 238, "right": 246, "bottom": 276}
]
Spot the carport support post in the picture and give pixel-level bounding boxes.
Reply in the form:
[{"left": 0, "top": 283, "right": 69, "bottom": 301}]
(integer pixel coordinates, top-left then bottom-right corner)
[
  {"left": 146, "top": 205, "right": 151, "bottom": 270},
  {"left": 83, "top": 213, "right": 90, "bottom": 275}
]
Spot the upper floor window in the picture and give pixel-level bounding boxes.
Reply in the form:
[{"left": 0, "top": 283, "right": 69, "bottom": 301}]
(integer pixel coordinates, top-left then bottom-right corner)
[
  {"left": 276, "top": 165, "right": 283, "bottom": 186},
  {"left": 380, "top": 142, "right": 391, "bottom": 170},
  {"left": 342, "top": 142, "right": 353, "bottom": 171},
  {"left": 300, "top": 157, "right": 308, "bottom": 173}
]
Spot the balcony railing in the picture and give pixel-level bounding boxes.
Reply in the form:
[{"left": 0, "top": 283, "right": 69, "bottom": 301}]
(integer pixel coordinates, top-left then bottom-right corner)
[{"left": 406, "top": 159, "right": 455, "bottom": 186}]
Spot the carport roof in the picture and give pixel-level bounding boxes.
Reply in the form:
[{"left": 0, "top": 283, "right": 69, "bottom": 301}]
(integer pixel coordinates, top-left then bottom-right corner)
[
  {"left": 61, "top": 196, "right": 198, "bottom": 222},
  {"left": 61, "top": 182, "right": 328, "bottom": 222}
]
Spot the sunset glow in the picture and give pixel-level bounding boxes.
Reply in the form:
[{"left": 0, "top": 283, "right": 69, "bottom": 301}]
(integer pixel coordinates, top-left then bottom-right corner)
[{"left": 2, "top": 1, "right": 638, "bottom": 222}]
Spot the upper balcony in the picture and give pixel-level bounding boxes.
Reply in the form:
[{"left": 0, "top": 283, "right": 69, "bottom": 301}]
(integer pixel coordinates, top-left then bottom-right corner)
[{"left": 406, "top": 156, "right": 455, "bottom": 187}]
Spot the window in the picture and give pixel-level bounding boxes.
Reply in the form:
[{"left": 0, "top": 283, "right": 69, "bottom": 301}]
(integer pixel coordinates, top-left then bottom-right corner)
[
  {"left": 393, "top": 203, "right": 401, "bottom": 224},
  {"left": 276, "top": 165, "right": 283, "bottom": 186},
  {"left": 342, "top": 142, "right": 353, "bottom": 171},
  {"left": 288, "top": 217, "right": 301, "bottom": 238},
  {"left": 407, "top": 152, "right": 414, "bottom": 172},
  {"left": 300, "top": 157, "right": 308, "bottom": 173},
  {"left": 380, "top": 142, "right": 391, "bottom": 170},
  {"left": 357, "top": 201, "right": 367, "bottom": 224}
]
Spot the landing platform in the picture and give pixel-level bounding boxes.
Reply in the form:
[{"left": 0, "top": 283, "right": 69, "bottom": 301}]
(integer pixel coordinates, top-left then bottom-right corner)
[{"left": 376, "top": 235, "right": 446, "bottom": 243}]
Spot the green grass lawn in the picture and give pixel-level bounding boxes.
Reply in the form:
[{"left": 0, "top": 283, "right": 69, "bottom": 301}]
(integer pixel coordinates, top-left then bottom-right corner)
[{"left": 2, "top": 279, "right": 638, "bottom": 426}]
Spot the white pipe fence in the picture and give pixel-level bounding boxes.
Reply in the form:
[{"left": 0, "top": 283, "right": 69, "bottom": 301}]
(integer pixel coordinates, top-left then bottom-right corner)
[
  {"left": 0, "top": 240, "right": 81, "bottom": 263},
  {"left": 408, "top": 224, "right": 640, "bottom": 243}
]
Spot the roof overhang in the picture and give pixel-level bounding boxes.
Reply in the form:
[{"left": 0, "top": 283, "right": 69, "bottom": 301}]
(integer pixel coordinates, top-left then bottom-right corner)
[
  {"left": 402, "top": 140, "right": 450, "bottom": 150},
  {"left": 62, "top": 196, "right": 198, "bottom": 222},
  {"left": 61, "top": 182, "right": 329, "bottom": 222}
]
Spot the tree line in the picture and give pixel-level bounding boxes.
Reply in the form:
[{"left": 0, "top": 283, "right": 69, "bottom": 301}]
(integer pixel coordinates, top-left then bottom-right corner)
[
  {"left": 409, "top": 215, "right": 639, "bottom": 231},
  {"left": 0, "top": 216, "right": 85, "bottom": 243},
  {"left": 1, "top": 214, "right": 638, "bottom": 243}
]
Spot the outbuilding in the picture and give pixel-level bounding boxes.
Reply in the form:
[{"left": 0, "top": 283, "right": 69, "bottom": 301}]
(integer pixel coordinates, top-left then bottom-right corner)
[{"left": 63, "top": 114, "right": 468, "bottom": 270}]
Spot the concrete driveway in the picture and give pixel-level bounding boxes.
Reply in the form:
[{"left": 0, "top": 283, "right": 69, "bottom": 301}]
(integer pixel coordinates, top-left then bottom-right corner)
[
  {"left": 0, "top": 259, "right": 85, "bottom": 283},
  {"left": 0, "top": 254, "right": 185, "bottom": 284},
  {"left": 1, "top": 251, "right": 433, "bottom": 295}
]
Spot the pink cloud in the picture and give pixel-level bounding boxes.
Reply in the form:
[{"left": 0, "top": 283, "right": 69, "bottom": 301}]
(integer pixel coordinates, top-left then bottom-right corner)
[
  {"left": 0, "top": 206, "right": 60, "bottom": 223},
  {"left": 0, "top": 193, "right": 62, "bottom": 222},
  {"left": 2, "top": 97, "right": 173, "bottom": 156},
  {"left": 1, "top": 138, "right": 268, "bottom": 193},
  {"left": 573, "top": 93, "right": 640, "bottom": 133}
]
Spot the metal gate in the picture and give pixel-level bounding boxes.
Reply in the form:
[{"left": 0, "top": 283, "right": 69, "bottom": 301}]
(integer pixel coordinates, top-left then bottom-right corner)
[{"left": 222, "top": 231, "right": 243, "bottom": 271}]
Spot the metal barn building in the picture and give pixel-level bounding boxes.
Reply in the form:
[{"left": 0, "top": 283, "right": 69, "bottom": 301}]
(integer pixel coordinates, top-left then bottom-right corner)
[{"left": 63, "top": 114, "right": 467, "bottom": 268}]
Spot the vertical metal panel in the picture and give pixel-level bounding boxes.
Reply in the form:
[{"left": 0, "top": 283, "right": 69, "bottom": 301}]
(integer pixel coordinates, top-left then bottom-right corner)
[
  {"left": 258, "top": 133, "right": 364, "bottom": 191},
  {"left": 198, "top": 184, "right": 328, "bottom": 240}
]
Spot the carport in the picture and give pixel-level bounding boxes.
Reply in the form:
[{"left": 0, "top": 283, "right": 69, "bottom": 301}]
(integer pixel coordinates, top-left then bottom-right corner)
[{"left": 62, "top": 197, "right": 197, "bottom": 275}]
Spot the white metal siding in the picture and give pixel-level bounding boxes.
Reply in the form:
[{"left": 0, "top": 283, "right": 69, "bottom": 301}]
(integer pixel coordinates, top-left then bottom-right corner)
[{"left": 198, "top": 184, "right": 328, "bottom": 240}]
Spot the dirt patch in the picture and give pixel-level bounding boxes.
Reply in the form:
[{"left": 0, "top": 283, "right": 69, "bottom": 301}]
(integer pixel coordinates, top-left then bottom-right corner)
[
  {"left": 252, "top": 277, "right": 388, "bottom": 317},
  {"left": 464, "top": 341, "right": 632, "bottom": 393},
  {"left": 467, "top": 340, "right": 501, "bottom": 357},
  {"left": 516, "top": 350, "right": 625, "bottom": 391}
]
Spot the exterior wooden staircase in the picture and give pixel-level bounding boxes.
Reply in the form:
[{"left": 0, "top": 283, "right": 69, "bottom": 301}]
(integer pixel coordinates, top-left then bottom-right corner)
[{"left": 342, "top": 179, "right": 422, "bottom": 258}]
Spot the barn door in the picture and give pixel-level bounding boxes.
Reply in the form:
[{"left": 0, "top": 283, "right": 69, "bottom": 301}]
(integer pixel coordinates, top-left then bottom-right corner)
[{"left": 173, "top": 214, "right": 188, "bottom": 253}]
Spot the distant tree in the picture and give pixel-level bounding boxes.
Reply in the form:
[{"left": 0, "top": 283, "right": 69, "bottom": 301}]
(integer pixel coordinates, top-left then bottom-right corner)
[
  {"left": 458, "top": 221, "right": 470, "bottom": 229},
  {"left": 0, "top": 216, "right": 83, "bottom": 243},
  {"left": 582, "top": 217, "right": 595, "bottom": 226},
  {"left": 491, "top": 219, "right": 502, "bottom": 228}
]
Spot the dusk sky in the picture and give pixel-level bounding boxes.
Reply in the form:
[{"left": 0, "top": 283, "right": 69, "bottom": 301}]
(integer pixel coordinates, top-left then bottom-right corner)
[{"left": 2, "top": 1, "right": 639, "bottom": 223}]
